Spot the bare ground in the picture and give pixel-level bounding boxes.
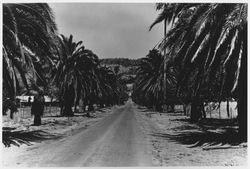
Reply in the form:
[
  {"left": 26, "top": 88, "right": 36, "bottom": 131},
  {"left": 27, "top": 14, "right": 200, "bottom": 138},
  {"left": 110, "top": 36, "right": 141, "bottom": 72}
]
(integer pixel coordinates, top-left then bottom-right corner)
[
  {"left": 2, "top": 102, "right": 248, "bottom": 167},
  {"left": 134, "top": 104, "right": 248, "bottom": 166},
  {"left": 2, "top": 106, "right": 114, "bottom": 165},
  {"left": 2, "top": 103, "right": 151, "bottom": 167}
]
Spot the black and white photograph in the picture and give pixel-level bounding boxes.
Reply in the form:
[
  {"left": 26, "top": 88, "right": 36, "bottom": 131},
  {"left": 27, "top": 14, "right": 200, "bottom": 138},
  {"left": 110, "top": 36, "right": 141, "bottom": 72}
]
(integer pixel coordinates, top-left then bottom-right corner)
[{"left": 1, "top": 0, "right": 248, "bottom": 167}]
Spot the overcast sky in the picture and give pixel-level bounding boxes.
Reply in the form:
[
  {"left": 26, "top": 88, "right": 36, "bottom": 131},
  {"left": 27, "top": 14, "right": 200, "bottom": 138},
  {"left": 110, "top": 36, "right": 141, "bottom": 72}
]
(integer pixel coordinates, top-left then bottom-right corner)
[{"left": 49, "top": 3, "right": 163, "bottom": 59}]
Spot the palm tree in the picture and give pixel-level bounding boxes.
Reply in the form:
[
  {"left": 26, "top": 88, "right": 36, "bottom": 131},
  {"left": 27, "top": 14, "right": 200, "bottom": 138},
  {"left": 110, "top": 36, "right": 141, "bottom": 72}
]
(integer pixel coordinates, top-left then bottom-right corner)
[
  {"left": 94, "top": 66, "right": 118, "bottom": 107},
  {"left": 150, "top": 3, "right": 199, "bottom": 109},
  {"left": 133, "top": 49, "right": 176, "bottom": 111},
  {"left": 54, "top": 34, "right": 99, "bottom": 116},
  {"left": 151, "top": 3, "right": 247, "bottom": 140},
  {"left": 116, "top": 74, "right": 130, "bottom": 105},
  {"left": 3, "top": 3, "right": 57, "bottom": 114}
]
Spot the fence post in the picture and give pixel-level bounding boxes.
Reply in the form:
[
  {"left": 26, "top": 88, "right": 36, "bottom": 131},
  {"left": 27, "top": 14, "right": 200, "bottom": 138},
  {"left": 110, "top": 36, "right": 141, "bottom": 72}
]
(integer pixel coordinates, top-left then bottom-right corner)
[
  {"left": 230, "top": 107, "right": 233, "bottom": 119},
  {"left": 21, "top": 102, "right": 24, "bottom": 118},
  {"left": 219, "top": 104, "right": 221, "bottom": 119},
  {"left": 209, "top": 104, "right": 212, "bottom": 118}
]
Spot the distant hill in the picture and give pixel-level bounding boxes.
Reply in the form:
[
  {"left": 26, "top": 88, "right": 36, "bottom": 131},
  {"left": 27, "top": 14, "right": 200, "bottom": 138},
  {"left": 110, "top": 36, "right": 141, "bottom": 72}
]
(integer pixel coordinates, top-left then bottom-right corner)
[
  {"left": 100, "top": 58, "right": 140, "bottom": 67},
  {"left": 100, "top": 58, "right": 141, "bottom": 84}
]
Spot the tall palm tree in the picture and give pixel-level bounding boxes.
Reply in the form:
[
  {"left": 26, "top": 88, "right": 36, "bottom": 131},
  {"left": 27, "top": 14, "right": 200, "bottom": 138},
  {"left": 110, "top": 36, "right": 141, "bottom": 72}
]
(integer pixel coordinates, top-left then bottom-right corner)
[
  {"left": 116, "top": 73, "right": 130, "bottom": 105},
  {"left": 149, "top": 3, "right": 197, "bottom": 109},
  {"left": 94, "top": 66, "right": 118, "bottom": 107},
  {"left": 54, "top": 34, "right": 99, "bottom": 116},
  {"left": 2, "top": 3, "right": 57, "bottom": 119},
  {"left": 3, "top": 3, "right": 57, "bottom": 114},
  {"left": 151, "top": 3, "right": 247, "bottom": 140},
  {"left": 133, "top": 49, "right": 176, "bottom": 111}
]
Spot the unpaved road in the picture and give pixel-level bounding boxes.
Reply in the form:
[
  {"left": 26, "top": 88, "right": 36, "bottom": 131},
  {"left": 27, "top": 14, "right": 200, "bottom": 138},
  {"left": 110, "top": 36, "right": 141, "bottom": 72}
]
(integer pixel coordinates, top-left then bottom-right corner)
[{"left": 4, "top": 101, "right": 152, "bottom": 167}]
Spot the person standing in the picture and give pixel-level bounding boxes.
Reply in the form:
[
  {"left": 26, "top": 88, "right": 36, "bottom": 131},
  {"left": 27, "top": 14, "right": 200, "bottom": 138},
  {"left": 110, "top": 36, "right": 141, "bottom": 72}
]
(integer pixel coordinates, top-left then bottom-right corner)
[
  {"left": 28, "top": 96, "right": 32, "bottom": 106},
  {"left": 31, "top": 90, "right": 45, "bottom": 126}
]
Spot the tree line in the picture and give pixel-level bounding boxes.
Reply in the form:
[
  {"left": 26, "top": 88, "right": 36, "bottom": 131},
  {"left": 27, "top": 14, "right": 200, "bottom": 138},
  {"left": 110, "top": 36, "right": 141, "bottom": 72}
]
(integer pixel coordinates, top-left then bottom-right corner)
[
  {"left": 3, "top": 3, "right": 128, "bottom": 119},
  {"left": 2, "top": 3, "right": 247, "bottom": 141},
  {"left": 132, "top": 3, "right": 247, "bottom": 141},
  {"left": 101, "top": 58, "right": 140, "bottom": 67}
]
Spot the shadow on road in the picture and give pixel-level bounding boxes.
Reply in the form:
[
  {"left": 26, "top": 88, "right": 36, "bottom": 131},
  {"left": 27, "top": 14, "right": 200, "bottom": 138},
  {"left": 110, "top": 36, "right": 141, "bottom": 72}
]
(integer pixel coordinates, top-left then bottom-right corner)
[
  {"left": 171, "top": 118, "right": 238, "bottom": 130},
  {"left": 150, "top": 125, "right": 243, "bottom": 149},
  {"left": 2, "top": 127, "right": 62, "bottom": 147}
]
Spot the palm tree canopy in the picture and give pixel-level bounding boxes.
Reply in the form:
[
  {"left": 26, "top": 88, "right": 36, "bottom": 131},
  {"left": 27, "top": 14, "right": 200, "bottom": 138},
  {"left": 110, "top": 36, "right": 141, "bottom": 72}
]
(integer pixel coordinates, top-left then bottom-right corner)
[
  {"left": 149, "top": 3, "right": 198, "bottom": 31},
  {"left": 3, "top": 3, "right": 58, "bottom": 98},
  {"left": 54, "top": 34, "right": 98, "bottom": 101},
  {"left": 151, "top": 3, "right": 247, "bottom": 101},
  {"left": 133, "top": 49, "right": 177, "bottom": 106}
]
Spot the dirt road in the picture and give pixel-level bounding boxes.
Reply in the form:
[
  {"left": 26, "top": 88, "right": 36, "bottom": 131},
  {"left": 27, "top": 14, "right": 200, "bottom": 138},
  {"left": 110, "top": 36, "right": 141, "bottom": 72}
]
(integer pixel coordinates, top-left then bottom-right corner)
[{"left": 5, "top": 101, "right": 151, "bottom": 167}]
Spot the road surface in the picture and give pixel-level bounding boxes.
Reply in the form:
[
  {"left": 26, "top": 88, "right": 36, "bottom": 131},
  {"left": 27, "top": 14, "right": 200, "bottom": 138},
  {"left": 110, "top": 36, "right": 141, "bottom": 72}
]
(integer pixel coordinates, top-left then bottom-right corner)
[{"left": 9, "top": 100, "right": 152, "bottom": 167}]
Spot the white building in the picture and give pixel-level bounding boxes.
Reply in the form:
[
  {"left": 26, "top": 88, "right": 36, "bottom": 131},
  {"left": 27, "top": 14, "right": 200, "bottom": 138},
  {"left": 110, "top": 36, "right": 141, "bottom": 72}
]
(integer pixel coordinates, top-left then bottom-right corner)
[{"left": 16, "top": 96, "right": 57, "bottom": 103}]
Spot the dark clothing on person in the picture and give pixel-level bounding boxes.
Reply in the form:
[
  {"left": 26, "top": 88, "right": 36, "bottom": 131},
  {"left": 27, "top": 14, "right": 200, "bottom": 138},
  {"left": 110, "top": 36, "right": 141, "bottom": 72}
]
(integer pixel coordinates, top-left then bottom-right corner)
[
  {"left": 28, "top": 97, "right": 32, "bottom": 106},
  {"left": 31, "top": 94, "right": 45, "bottom": 125}
]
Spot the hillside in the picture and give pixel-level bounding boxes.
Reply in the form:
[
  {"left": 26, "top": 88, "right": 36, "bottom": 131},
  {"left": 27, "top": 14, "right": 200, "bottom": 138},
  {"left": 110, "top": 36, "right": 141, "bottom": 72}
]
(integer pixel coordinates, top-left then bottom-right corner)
[
  {"left": 100, "top": 58, "right": 140, "bottom": 67},
  {"left": 100, "top": 58, "right": 140, "bottom": 84}
]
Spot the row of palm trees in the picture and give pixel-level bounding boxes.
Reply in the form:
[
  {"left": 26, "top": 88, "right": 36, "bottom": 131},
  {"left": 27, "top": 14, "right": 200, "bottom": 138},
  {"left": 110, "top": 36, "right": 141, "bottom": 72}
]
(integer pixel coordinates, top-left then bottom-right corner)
[
  {"left": 54, "top": 34, "right": 128, "bottom": 116},
  {"left": 132, "top": 3, "right": 247, "bottom": 141},
  {"left": 3, "top": 3, "right": 128, "bottom": 118},
  {"left": 132, "top": 49, "right": 176, "bottom": 111}
]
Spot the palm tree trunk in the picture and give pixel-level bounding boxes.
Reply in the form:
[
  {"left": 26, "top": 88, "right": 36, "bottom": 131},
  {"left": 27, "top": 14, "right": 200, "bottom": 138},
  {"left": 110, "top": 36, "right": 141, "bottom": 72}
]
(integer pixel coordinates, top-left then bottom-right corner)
[
  {"left": 219, "top": 104, "right": 221, "bottom": 119},
  {"left": 163, "top": 18, "right": 167, "bottom": 111},
  {"left": 226, "top": 98, "right": 230, "bottom": 118},
  {"left": 60, "top": 106, "right": 63, "bottom": 116},
  {"left": 190, "top": 63, "right": 205, "bottom": 122},
  {"left": 87, "top": 104, "right": 93, "bottom": 117},
  {"left": 10, "top": 109, "right": 14, "bottom": 119},
  {"left": 63, "top": 95, "right": 74, "bottom": 117},
  {"left": 63, "top": 104, "right": 73, "bottom": 117},
  {"left": 190, "top": 99, "right": 203, "bottom": 122},
  {"left": 190, "top": 102, "right": 197, "bottom": 122},
  {"left": 49, "top": 97, "right": 53, "bottom": 116},
  {"left": 83, "top": 104, "right": 86, "bottom": 112},
  {"left": 156, "top": 103, "right": 162, "bottom": 112},
  {"left": 202, "top": 103, "right": 206, "bottom": 119},
  {"left": 237, "top": 44, "right": 247, "bottom": 141},
  {"left": 237, "top": 97, "right": 247, "bottom": 141},
  {"left": 74, "top": 104, "right": 77, "bottom": 113},
  {"left": 183, "top": 104, "right": 187, "bottom": 115},
  {"left": 74, "top": 95, "right": 79, "bottom": 113},
  {"left": 170, "top": 104, "right": 175, "bottom": 112}
]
